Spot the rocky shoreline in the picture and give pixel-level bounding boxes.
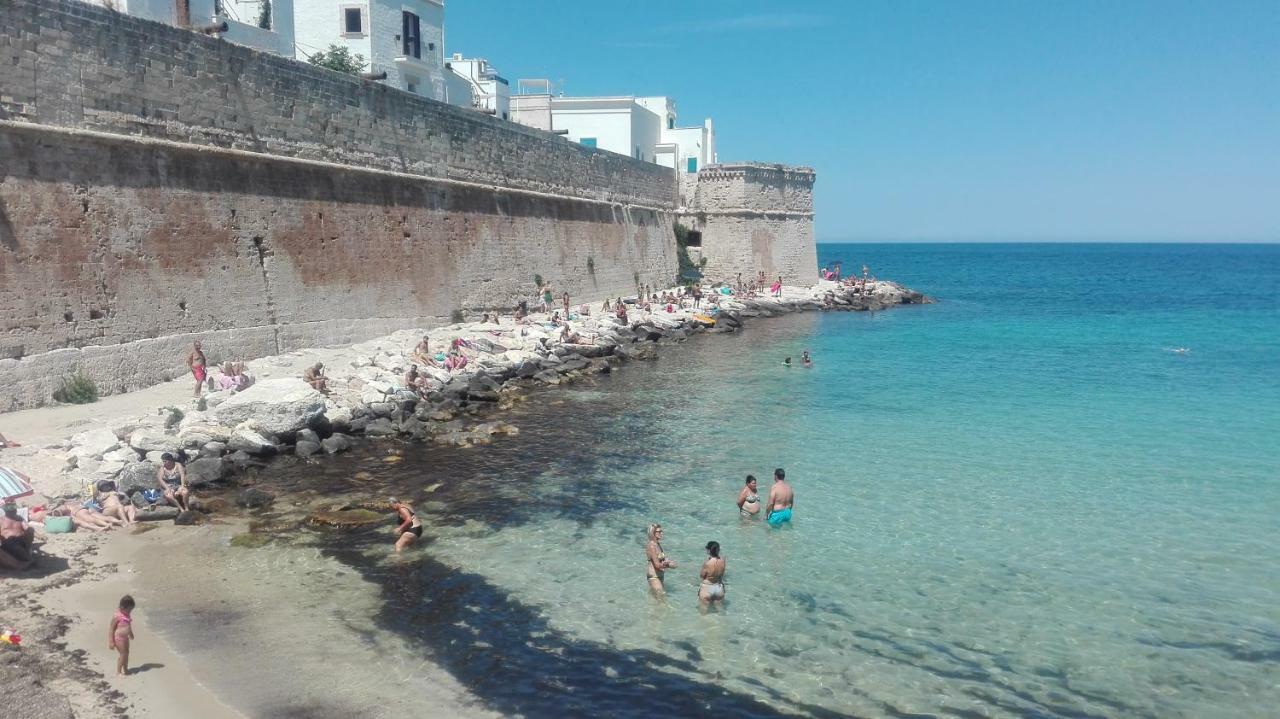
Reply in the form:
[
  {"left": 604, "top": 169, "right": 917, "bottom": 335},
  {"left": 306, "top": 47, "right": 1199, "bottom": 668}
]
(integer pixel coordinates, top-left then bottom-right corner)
[{"left": 24, "top": 279, "right": 931, "bottom": 512}]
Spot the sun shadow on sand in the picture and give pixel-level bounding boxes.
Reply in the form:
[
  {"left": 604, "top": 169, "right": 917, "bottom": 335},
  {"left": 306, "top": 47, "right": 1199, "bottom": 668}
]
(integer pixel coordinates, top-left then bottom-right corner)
[
  {"left": 328, "top": 545, "right": 862, "bottom": 719},
  {"left": 129, "top": 662, "right": 165, "bottom": 674}
]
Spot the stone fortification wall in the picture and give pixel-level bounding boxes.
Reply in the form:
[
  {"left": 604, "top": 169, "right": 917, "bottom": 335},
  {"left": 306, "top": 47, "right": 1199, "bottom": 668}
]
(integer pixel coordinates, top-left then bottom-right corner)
[
  {"left": 0, "top": 0, "right": 677, "bottom": 411},
  {"left": 681, "top": 163, "right": 817, "bottom": 286}
]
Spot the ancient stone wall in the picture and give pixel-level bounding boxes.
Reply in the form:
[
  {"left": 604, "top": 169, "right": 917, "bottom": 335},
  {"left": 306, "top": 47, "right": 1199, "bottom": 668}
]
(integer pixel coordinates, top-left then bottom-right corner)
[
  {"left": 0, "top": 0, "right": 677, "bottom": 411},
  {"left": 681, "top": 163, "right": 817, "bottom": 286}
]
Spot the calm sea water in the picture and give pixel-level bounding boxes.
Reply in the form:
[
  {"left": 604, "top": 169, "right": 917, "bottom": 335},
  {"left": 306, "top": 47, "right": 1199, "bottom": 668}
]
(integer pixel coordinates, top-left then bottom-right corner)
[{"left": 150, "top": 243, "right": 1280, "bottom": 718}]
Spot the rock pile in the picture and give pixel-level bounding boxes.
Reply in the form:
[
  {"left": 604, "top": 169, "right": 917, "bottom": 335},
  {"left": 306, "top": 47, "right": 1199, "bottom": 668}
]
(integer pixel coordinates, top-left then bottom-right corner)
[{"left": 47, "top": 280, "right": 930, "bottom": 504}]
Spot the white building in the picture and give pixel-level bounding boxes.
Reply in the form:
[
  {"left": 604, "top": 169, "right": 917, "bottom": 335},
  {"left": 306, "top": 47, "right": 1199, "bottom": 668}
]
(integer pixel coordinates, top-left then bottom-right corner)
[
  {"left": 446, "top": 54, "right": 510, "bottom": 120},
  {"left": 511, "top": 84, "right": 716, "bottom": 173},
  {"left": 88, "top": 0, "right": 295, "bottom": 57},
  {"left": 292, "top": 0, "right": 446, "bottom": 100}
]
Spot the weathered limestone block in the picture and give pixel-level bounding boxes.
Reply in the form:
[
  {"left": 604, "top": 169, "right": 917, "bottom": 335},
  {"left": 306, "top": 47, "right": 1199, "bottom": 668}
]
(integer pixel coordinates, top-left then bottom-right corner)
[{"left": 214, "top": 379, "right": 325, "bottom": 436}]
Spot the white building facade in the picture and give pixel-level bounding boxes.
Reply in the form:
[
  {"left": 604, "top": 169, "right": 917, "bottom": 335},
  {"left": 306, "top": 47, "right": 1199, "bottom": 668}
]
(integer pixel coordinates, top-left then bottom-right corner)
[
  {"left": 293, "top": 0, "right": 446, "bottom": 100},
  {"left": 511, "top": 86, "right": 716, "bottom": 173},
  {"left": 446, "top": 55, "right": 510, "bottom": 120},
  {"left": 88, "top": 0, "right": 295, "bottom": 57}
]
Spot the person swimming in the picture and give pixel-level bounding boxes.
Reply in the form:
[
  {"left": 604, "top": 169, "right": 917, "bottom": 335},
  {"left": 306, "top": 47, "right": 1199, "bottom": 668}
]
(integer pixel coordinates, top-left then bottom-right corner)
[
  {"left": 737, "top": 475, "right": 761, "bottom": 517},
  {"left": 801, "top": 350, "right": 812, "bottom": 366},
  {"left": 699, "top": 541, "right": 726, "bottom": 609},
  {"left": 782, "top": 357, "right": 792, "bottom": 367},
  {"left": 766, "top": 468, "right": 794, "bottom": 527}
]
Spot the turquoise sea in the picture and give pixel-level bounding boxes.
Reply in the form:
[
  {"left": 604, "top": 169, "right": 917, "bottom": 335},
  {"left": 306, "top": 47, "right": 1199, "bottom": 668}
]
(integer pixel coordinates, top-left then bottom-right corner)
[{"left": 150, "top": 243, "right": 1280, "bottom": 718}]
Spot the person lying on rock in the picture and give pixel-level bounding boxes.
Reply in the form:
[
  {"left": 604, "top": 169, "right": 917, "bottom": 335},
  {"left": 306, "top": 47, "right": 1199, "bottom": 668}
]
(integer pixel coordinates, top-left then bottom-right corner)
[{"left": 303, "top": 363, "right": 329, "bottom": 393}]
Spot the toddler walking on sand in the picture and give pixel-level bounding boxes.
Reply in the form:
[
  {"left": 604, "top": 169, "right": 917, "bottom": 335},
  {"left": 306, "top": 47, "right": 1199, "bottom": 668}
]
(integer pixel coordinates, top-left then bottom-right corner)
[{"left": 108, "top": 595, "right": 136, "bottom": 676}]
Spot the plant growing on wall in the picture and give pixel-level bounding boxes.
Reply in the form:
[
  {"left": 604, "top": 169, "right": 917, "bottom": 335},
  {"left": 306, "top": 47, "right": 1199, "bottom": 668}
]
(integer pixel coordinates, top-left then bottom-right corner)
[
  {"left": 451, "top": 309, "right": 465, "bottom": 324},
  {"left": 257, "top": 0, "right": 272, "bottom": 29},
  {"left": 53, "top": 372, "right": 98, "bottom": 404},
  {"left": 586, "top": 257, "right": 595, "bottom": 275},
  {"left": 533, "top": 274, "right": 544, "bottom": 289},
  {"left": 308, "top": 45, "right": 368, "bottom": 75}
]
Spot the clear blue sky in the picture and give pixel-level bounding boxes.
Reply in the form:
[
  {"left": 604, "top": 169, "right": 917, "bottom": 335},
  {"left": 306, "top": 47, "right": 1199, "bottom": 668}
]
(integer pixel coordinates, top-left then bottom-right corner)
[{"left": 447, "top": 1, "right": 1279, "bottom": 242}]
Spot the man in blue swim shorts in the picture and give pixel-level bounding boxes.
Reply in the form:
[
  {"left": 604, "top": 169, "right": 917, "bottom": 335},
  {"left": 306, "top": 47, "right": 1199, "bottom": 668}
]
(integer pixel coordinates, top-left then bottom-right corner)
[{"left": 765, "top": 468, "right": 794, "bottom": 527}]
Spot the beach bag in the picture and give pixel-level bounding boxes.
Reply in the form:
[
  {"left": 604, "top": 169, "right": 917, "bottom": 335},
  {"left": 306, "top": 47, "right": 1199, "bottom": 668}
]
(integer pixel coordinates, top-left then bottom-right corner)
[
  {"left": 141, "top": 489, "right": 164, "bottom": 504},
  {"left": 44, "top": 516, "right": 74, "bottom": 534}
]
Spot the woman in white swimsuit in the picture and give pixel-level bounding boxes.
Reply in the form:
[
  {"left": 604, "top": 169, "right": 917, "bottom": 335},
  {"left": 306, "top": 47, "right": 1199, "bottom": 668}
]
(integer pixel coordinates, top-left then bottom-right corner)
[{"left": 699, "top": 541, "right": 726, "bottom": 609}]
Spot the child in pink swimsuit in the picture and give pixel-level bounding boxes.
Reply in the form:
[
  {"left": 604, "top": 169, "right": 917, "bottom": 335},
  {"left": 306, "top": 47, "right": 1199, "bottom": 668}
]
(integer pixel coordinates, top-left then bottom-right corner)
[{"left": 108, "top": 595, "right": 136, "bottom": 676}]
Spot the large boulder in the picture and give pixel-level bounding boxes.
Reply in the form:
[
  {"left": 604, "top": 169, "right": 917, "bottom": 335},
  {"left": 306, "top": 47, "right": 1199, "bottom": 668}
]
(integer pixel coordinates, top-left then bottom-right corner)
[
  {"left": 70, "top": 428, "right": 120, "bottom": 460},
  {"left": 186, "top": 457, "right": 228, "bottom": 487},
  {"left": 214, "top": 378, "right": 325, "bottom": 436},
  {"left": 322, "top": 433, "right": 353, "bottom": 454},
  {"left": 227, "top": 427, "right": 278, "bottom": 456},
  {"left": 129, "top": 428, "right": 178, "bottom": 453},
  {"left": 363, "top": 418, "right": 396, "bottom": 436},
  {"left": 178, "top": 423, "right": 232, "bottom": 448},
  {"left": 116, "top": 461, "right": 159, "bottom": 495}
]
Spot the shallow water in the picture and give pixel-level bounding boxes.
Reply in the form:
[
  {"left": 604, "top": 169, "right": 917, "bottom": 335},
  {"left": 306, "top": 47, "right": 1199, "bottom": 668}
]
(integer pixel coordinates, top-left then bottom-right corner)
[{"left": 149, "top": 244, "right": 1280, "bottom": 718}]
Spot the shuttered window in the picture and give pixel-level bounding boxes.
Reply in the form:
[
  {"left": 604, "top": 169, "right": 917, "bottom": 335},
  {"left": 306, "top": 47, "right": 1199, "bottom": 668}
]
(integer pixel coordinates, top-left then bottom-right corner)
[{"left": 402, "top": 11, "right": 421, "bottom": 59}]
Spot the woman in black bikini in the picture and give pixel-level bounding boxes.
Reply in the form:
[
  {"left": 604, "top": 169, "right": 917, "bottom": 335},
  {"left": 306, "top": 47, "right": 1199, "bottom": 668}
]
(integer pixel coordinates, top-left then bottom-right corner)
[{"left": 390, "top": 498, "right": 423, "bottom": 552}]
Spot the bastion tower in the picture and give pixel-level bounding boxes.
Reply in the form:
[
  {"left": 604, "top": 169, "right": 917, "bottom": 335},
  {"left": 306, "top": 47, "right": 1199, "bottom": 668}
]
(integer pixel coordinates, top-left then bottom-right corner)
[{"left": 680, "top": 163, "right": 818, "bottom": 286}]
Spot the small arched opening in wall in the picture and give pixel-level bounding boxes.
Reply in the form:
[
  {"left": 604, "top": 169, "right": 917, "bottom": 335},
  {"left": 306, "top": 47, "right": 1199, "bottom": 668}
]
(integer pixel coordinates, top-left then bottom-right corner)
[{"left": 685, "top": 230, "right": 702, "bottom": 247}]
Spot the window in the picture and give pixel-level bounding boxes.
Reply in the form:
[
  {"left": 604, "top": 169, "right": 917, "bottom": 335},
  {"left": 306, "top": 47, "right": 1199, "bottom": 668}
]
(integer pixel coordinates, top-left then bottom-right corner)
[
  {"left": 687, "top": 157, "right": 698, "bottom": 173},
  {"left": 405, "top": 75, "right": 419, "bottom": 94},
  {"left": 667, "top": 117, "right": 675, "bottom": 130},
  {"left": 634, "top": 145, "right": 640, "bottom": 159},
  {"left": 686, "top": 230, "right": 703, "bottom": 247},
  {"left": 342, "top": 7, "right": 363, "bottom": 35},
  {"left": 580, "top": 137, "right": 597, "bottom": 148},
  {"left": 502, "top": 112, "right": 508, "bottom": 120},
  {"left": 402, "top": 11, "right": 421, "bottom": 59}
]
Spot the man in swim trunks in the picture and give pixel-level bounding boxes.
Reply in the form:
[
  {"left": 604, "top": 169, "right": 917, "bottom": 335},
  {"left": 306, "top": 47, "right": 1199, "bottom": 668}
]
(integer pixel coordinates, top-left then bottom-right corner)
[
  {"left": 766, "top": 468, "right": 794, "bottom": 527},
  {"left": 187, "top": 340, "right": 207, "bottom": 398}
]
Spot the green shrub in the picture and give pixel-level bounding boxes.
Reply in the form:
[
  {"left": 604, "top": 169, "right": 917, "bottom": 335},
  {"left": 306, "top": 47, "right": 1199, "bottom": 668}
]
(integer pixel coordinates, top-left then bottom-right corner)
[
  {"left": 451, "top": 309, "right": 465, "bottom": 324},
  {"left": 533, "top": 273, "right": 544, "bottom": 289},
  {"left": 53, "top": 372, "right": 98, "bottom": 404}
]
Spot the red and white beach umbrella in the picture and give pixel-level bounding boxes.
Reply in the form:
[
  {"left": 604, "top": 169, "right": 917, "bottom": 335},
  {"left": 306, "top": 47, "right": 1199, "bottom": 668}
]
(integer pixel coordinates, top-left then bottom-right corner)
[{"left": 0, "top": 467, "right": 35, "bottom": 502}]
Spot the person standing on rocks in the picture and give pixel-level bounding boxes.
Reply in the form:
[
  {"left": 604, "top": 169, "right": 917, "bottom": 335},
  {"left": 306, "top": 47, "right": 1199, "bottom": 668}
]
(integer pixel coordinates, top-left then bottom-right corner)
[
  {"left": 187, "top": 340, "right": 207, "bottom": 398},
  {"left": 390, "top": 498, "right": 422, "bottom": 552},
  {"left": 562, "top": 291, "right": 571, "bottom": 317},
  {"left": 766, "top": 468, "right": 794, "bottom": 528}
]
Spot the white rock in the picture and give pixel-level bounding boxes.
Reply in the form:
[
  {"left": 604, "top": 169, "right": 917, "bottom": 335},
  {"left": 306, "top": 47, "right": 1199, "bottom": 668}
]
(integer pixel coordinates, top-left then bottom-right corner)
[
  {"left": 227, "top": 426, "right": 277, "bottom": 455},
  {"left": 366, "top": 380, "right": 394, "bottom": 395},
  {"left": 102, "top": 447, "right": 140, "bottom": 464},
  {"left": 95, "top": 459, "right": 126, "bottom": 477},
  {"left": 178, "top": 423, "right": 232, "bottom": 448},
  {"left": 70, "top": 428, "right": 120, "bottom": 460},
  {"left": 129, "top": 428, "right": 178, "bottom": 452},
  {"left": 351, "top": 355, "right": 374, "bottom": 368},
  {"left": 213, "top": 378, "right": 325, "bottom": 435}
]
